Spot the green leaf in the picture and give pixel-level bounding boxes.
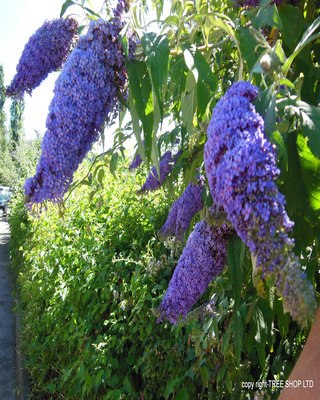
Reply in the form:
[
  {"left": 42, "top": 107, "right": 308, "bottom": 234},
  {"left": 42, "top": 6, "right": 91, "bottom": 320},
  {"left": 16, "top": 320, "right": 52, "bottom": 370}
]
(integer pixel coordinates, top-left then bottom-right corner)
[
  {"left": 141, "top": 33, "right": 170, "bottom": 120},
  {"left": 257, "top": 298, "right": 274, "bottom": 344},
  {"left": 217, "top": 364, "right": 227, "bottom": 383},
  {"left": 296, "top": 133, "right": 320, "bottom": 211},
  {"left": 227, "top": 235, "right": 244, "bottom": 309},
  {"left": 297, "top": 101, "right": 320, "bottom": 160},
  {"left": 233, "top": 311, "right": 243, "bottom": 366},
  {"left": 176, "top": 387, "right": 188, "bottom": 400},
  {"left": 151, "top": 136, "right": 160, "bottom": 181},
  {"left": 193, "top": 51, "right": 217, "bottom": 90},
  {"left": 200, "top": 365, "right": 209, "bottom": 388},
  {"left": 264, "top": 92, "right": 276, "bottom": 139},
  {"left": 273, "top": 40, "right": 287, "bottom": 64},
  {"left": 97, "top": 168, "right": 105, "bottom": 185},
  {"left": 252, "top": 4, "right": 283, "bottom": 30},
  {"left": 284, "top": 100, "right": 320, "bottom": 159},
  {"left": 273, "top": 296, "right": 290, "bottom": 338},
  {"left": 162, "top": 15, "right": 179, "bottom": 29},
  {"left": 253, "top": 85, "right": 274, "bottom": 117},
  {"left": 237, "top": 27, "right": 260, "bottom": 71},
  {"left": 128, "top": 91, "right": 147, "bottom": 165},
  {"left": 254, "top": 305, "right": 266, "bottom": 344},
  {"left": 60, "top": 0, "right": 77, "bottom": 17},
  {"left": 205, "top": 15, "right": 243, "bottom": 80},
  {"left": 282, "top": 16, "right": 320, "bottom": 75},
  {"left": 271, "top": 130, "right": 288, "bottom": 171},
  {"left": 184, "top": 49, "right": 198, "bottom": 83},
  {"left": 253, "top": 305, "right": 267, "bottom": 369},
  {"left": 278, "top": 5, "right": 305, "bottom": 52},
  {"left": 181, "top": 71, "right": 197, "bottom": 136},
  {"left": 183, "top": 48, "right": 217, "bottom": 117},
  {"left": 83, "top": 7, "right": 100, "bottom": 18},
  {"left": 122, "top": 375, "right": 132, "bottom": 393},
  {"left": 126, "top": 59, "right": 153, "bottom": 158},
  {"left": 110, "top": 153, "right": 119, "bottom": 177},
  {"left": 279, "top": 78, "right": 295, "bottom": 89},
  {"left": 221, "top": 322, "right": 232, "bottom": 356},
  {"left": 164, "top": 379, "right": 178, "bottom": 399}
]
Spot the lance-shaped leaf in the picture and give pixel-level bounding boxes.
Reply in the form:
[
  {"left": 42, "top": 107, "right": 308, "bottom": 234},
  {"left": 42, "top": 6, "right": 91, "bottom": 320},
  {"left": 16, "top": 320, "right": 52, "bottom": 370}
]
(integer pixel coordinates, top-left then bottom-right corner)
[
  {"left": 141, "top": 33, "right": 170, "bottom": 122},
  {"left": 126, "top": 59, "right": 154, "bottom": 159}
]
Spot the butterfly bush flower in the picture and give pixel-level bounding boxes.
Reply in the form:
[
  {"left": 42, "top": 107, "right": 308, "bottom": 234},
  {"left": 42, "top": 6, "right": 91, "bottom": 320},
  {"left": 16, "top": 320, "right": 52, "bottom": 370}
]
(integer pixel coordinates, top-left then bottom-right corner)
[
  {"left": 25, "top": 4, "right": 135, "bottom": 205},
  {"left": 129, "top": 140, "right": 145, "bottom": 170},
  {"left": 137, "top": 151, "right": 175, "bottom": 194},
  {"left": 158, "top": 219, "right": 231, "bottom": 324},
  {"left": 204, "top": 81, "right": 316, "bottom": 325},
  {"left": 159, "top": 178, "right": 204, "bottom": 239},
  {"left": 6, "top": 18, "right": 78, "bottom": 98},
  {"left": 129, "top": 152, "right": 142, "bottom": 170}
]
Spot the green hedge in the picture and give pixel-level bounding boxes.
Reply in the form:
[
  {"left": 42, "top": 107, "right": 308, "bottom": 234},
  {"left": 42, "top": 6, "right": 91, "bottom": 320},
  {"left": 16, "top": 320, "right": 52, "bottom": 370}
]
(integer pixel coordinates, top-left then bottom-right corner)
[{"left": 9, "top": 161, "right": 309, "bottom": 400}]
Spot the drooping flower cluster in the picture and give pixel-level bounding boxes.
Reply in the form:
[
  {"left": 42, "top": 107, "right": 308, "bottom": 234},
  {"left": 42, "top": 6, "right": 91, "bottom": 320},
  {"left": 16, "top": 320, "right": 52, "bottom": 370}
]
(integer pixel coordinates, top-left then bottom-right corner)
[
  {"left": 129, "top": 140, "right": 145, "bottom": 170},
  {"left": 137, "top": 151, "right": 175, "bottom": 194},
  {"left": 25, "top": 7, "right": 134, "bottom": 205},
  {"left": 129, "top": 152, "right": 142, "bottom": 170},
  {"left": 6, "top": 18, "right": 78, "bottom": 98},
  {"left": 159, "top": 178, "right": 204, "bottom": 239},
  {"left": 204, "top": 81, "right": 316, "bottom": 325},
  {"left": 158, "top": 219, "right": 231, "bottom": 324}
]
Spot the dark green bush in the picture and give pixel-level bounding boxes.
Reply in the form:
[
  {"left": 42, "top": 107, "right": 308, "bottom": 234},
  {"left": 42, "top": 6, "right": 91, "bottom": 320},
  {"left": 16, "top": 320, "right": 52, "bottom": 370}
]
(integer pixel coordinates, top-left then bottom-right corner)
[{"left": 9, "top": 160, "right": 313, "bottom": 400}]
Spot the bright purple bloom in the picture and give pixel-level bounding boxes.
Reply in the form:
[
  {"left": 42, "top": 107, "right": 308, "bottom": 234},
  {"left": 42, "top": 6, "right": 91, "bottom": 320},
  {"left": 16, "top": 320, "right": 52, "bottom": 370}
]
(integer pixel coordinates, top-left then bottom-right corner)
[
  {"left": 158, "top": 219, "right": 231, "bottom": 324},
  {"left": 129, "top": 140, "right": 145, "bottom": 170},
  {"left": 204, "top": 81, "right": 316, "bottom": 325},
  {"left": 137, "top": 151, "right": 175, "bottom": 194},
  {"left": 6, "top": 18, "right": 78, "bottom": 98},
  {"left": 25, "top": 11, "right": 134, "bottom": 205},
  {"left": 159, "top": 179, "right": 204, "bottom": 239},
  {"left": 129, "top": 152, "right": 143, "bottom": 170}
]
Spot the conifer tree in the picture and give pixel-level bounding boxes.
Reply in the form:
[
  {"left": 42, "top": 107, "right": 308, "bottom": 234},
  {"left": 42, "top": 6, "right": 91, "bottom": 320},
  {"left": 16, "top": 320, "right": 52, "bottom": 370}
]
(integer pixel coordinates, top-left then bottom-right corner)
[
  {"left": 0, "top": 65, "right": 7, "bottom": 152},
  {"left": 9, "top": 97, "right": 24, "bottom": 151}
]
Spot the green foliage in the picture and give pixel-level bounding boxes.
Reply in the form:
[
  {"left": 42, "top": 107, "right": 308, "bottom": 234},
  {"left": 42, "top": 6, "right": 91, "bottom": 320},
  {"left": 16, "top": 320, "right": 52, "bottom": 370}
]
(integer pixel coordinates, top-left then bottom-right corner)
[
  {"left": 0, "top": 64, "right": 8, "bottom": 154},
  {"left": 9, "top": 98, "right": 24, "bottom": 151},
  {"left": 0, "top": 135, "right": 42, "bottom": 189},
  {"left": 10, "top": 160, "right": 318, "bottom": 399}
]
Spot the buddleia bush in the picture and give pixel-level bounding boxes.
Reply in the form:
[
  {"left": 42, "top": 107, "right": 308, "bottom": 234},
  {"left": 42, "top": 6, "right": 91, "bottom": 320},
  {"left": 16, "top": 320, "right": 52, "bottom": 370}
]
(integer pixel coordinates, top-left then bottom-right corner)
[{"left": 7, "top": 0, "right": 320, "bottom": 398}]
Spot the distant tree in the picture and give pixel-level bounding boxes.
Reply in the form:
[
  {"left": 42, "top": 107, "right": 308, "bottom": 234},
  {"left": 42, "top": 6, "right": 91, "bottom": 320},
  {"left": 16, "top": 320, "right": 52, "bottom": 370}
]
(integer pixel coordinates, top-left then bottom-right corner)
[
  {"left": 9, "top": 97, "right": 24, "bottom": 151},
  {"left": 0, "top": 65, "right": 7, "bottom": 153},
  {"left": 0, "top": 64, "right": 40, "bottom": 188}
]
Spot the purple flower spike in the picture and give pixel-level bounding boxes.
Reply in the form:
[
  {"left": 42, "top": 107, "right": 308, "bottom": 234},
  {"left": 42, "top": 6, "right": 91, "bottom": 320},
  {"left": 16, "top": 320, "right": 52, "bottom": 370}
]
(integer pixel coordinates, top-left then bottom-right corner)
[
  {"left": 137, "top": 151, "right": 175, "bottom": 194},
  {"left": 204, "top": 81, "right": 316, "bottom": 325},
  {"left": 159, "top": 179, "right": 204, "bottom": 239},
  {"left": 25, "top": 15, "right": 134, "bottom": 206},
  {"left": 158, "top": 219, "right": 231, "bottom": 324},
  {"left": 129, "top": 152, "right": 143, "bottom": 170},
  {"left": 6, "top": 18, "right": 78, "bottom": 98}
]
